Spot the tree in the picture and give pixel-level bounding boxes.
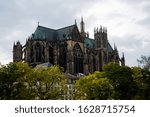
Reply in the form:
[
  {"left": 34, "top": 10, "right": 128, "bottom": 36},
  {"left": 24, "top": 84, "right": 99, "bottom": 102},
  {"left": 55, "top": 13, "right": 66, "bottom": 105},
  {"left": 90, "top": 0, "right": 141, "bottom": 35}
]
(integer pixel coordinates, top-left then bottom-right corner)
[
  {"left": 0, "top": 62, "right": 68, "bottom": 100},
  {"left": 132, "top": 66, "right": 150, "bottom": 99},
  {"left": 19, "top": 65, "right": 68, "bottom": 99},
  {"left": 103, "top": 62, "right": 137, "bottom": 99},
  {"left": 75, "top": 71, "right": 114, "bottom": 100},
  {"left": 0, "top": 62, "right": 30, "bottom": 99},
  {"left": 137, "top": 55, "right": 150, "bottom": 99},
  {"left": 137, "top": 55, "right": 150, "bottom": 71}
]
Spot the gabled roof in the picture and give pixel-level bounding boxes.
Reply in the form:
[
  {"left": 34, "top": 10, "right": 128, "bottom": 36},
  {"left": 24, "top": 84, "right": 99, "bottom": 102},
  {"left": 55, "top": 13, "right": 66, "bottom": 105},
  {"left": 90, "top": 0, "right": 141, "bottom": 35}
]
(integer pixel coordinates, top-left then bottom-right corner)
[
  {"left": 57, "top": 25, "right": 75, "bottom": 40},
  {"left": 32, "top": 25, "right": 76, "bottom": 41},
  {"left": 33, "top": 26, "right": 56, "bottom": 41}
]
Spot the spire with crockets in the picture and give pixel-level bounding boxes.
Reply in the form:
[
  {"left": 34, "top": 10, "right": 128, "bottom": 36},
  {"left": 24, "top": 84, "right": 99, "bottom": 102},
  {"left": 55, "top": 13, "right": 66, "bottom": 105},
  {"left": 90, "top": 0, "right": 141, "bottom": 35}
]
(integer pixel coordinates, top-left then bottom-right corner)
[{"left": 80, "top": 17, "right": 86, "bottom": 38}]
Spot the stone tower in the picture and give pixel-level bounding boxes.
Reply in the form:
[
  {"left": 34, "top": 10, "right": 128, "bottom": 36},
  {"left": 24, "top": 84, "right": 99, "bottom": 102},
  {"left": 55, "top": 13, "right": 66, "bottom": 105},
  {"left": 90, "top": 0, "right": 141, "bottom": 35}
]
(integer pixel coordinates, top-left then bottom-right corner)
[
  {"left": 94, "top": 26, "right": 108, "bottom": 71},
  {"left": 13, "top": 41, "right": 22, "bottom": 62}
]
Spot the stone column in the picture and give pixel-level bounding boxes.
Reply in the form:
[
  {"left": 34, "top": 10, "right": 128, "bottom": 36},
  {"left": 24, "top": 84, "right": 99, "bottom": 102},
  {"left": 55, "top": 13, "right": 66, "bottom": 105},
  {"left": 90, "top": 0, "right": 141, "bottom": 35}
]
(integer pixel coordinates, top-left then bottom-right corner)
[{"left": 83, "top": 53, "right": 89, "bottom": 75}]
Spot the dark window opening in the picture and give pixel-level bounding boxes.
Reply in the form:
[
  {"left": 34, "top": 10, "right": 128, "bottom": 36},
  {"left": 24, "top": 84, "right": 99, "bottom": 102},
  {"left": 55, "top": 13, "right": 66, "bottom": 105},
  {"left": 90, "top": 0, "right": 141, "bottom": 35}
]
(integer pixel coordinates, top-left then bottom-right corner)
[
  {"left": 99, "top": 52, "right": 102, "bottom": 71},
  {"left": 59, "top": 45, "right": 67, "bottom": 71},
  {"left": 93, "top": 55, "right": 96, "bottom": 72},
  {"left": 73, "top": 43, "right": 83, "bottom": 73},
  {"left": 30, "top": 46, "right": 34, "bottom": 62},
  {"left": 36, "top": 43, "right": 41, "bottom": 62},
  {"left": 49, "top": 46, "right": 54, "bottom": 64}
]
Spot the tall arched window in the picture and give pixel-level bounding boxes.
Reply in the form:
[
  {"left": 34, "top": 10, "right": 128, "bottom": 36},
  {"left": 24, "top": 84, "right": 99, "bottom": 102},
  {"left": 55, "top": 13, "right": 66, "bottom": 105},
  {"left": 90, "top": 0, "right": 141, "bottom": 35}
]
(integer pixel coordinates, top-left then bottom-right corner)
[
  {"left": 30, "top": 46, "right": 34, "bottom": 62},
  {"left": 49, "top": 46, "right": 54, "bottom": 64},
  {"left": 59, "top": 44, "right": 67, "bottom": 71},
  {"left": 36, "top": 42, "right": 41, "bottom": 62},
  {"left": 93, "top": 55, "right": 96, "bottom": 72},
  {"left": 73, "top": 43, "right": 83, "bottom": 73}
]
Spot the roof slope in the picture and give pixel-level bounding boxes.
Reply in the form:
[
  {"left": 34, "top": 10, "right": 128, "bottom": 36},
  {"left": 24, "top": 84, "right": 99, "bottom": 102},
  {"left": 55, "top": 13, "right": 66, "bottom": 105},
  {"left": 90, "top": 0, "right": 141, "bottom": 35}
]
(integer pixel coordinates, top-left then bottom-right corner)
[
  {"left": 84, "top": 38, "right": 114, "bottom": 52},
  {"left": 33, "top": 25, "right": 76, "bottom": 41},
  {"left": 33, "top": 26, "right": 56, "bottom": 41},
  {"left": 108, "top": 43, "right": 113, "bottom": 52},
  {"left": 84, "top": 37, "right": 94, "bottom": 48},
  {"left": 32, "top": 25, "right": 114, "bottom": 52},
  {"left": 57, "top": 25, "right": 75, "bottom": 40}
]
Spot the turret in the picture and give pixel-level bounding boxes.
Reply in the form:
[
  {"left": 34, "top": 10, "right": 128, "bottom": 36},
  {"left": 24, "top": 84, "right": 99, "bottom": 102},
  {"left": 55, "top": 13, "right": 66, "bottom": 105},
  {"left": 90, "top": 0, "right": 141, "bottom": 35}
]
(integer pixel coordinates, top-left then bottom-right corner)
[
  {"left": 94, "top": 26, "right": 108, "bottom": 49},
  {"left": 75, "top": 19, "right": 77, "bottom": 25},
  {"left": 113, "top": 44, "right": 120, "bottom": 63},
  {"left": 80, "top": 17, "right": 84, "bottom": 33},
  {"left": 121, "top": 52, "right": 125, "bottom": 66},
  {"left": 80, "top": 17, "right": 86, "bottom": 38},
  {"left": 13, "top": 41, "right": 22, "bottom": 62},
  {"left": 114, "top": 43, "right": 118, "bottom": 52}
]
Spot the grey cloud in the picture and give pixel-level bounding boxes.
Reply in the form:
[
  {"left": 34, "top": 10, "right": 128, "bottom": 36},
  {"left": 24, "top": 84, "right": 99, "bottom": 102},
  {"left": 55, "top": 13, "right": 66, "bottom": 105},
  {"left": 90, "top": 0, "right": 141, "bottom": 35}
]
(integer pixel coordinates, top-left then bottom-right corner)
[
  {"left": 0, "top": 0, "right": 95, "bottom": 64},
  {"left": 0, "top": 0, "right": 150, "bottom": 66},
  {"left": 110, "top": 34, "right": 150, "bottom": 66},
  {"left": 137, "top": 17, "right": 150, "bottom": 27},
  {"left": 115, "top": 35, "right": 142, "bottom": 48},
  {"left": 123, "top": 0, "right": 148, "bottom": 4}
]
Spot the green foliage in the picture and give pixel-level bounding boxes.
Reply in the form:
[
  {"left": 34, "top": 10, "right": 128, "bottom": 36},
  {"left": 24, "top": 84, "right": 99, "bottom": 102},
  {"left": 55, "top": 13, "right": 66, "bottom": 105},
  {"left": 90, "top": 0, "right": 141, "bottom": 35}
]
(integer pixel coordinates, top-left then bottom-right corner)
[
  {"left": 75, "top": 71, "right": 114, "bottom": 100},
  {"left": 131, "top": 67, "right": 150, "bottom": 99},
  {"left": 103, "top": 62, "right": 137, "bottom": 99},
  {"left": 1, "top": 60, "right": 150, "bottom": 100},
  {"left": 20, "top": 65, "right": 67, "bottom": 99},
  {"left": 75, "top": 62, "right": 141, "bottom": 100},
  {"left": 137, "top": 55, "right": 150, "bottom": 71},
  {"left": 0, "top": 62, "right": 67, "bottom": 100},
  {"left": 137, "top": 55, "right": 150, "bottom": 99},
  {"left": 0, "top": 62, "right": 27, "bottom": 99}
]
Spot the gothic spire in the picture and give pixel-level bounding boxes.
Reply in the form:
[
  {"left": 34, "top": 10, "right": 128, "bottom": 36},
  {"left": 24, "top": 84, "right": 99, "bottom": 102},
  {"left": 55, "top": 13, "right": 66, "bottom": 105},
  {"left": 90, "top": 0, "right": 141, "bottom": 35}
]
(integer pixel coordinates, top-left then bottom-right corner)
[
  {"left": 122, "top": 52, "right": 125, "bottom": 60},
  {"left": 114, "top": 43, "right": 116, "bottom": 50},
  {"left": 80, "top": 17, "right": 85, "bottom": 33},
  {"left": 75, "top": 19, "right": 77, "bottom": 25},
  {"left": 114, "top": 43, "right": 118, "bottom": 52},
  {"left": 13, "top": 41, "right": 15, "bottom": 46},
  {"left": 121, "top": 52, "right": 125, "bottom": 66},
  {"left": 100, "top": 25, "right": 102, "bottom": 32},
  {"left": 105, "top": 27, "right": 107, "bottom": 33}
]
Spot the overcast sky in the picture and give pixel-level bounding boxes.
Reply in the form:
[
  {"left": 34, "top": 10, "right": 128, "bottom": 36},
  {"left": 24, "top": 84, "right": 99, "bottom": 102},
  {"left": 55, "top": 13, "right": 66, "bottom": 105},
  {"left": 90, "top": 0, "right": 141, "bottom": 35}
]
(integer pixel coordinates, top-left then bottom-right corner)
[{"left": 0, "top": 0, "right": 150, "bottom": 66}]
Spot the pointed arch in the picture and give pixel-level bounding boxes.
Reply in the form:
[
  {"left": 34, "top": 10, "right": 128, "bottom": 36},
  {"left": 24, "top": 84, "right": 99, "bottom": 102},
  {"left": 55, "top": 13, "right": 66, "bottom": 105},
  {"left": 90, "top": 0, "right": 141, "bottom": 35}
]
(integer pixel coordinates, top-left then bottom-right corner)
[
  {"left": 30, "top": 45, "right": 34, "bottom": 62},
  {"left": 49, "top": 45, "right": 54, "bottom": 64},
  {"left": 59, "top": 43, "right": 67, "bottom": 71},
  {"left": 35, "top": 42, "right": 42, "bottom": 62},
  {"left": 73, "top": 43, "right": 83, "bottom": 73}
]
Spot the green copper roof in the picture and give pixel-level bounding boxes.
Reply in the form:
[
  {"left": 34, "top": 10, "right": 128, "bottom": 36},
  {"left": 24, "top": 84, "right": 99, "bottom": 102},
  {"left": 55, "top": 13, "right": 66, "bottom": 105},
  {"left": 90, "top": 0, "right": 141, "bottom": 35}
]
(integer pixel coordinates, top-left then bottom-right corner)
[
  {"left": 33, "top": 25, "right": 75, "bottom": 41},
  {"left": 33, "top": 26, "right": 56, "bottom": 41},
  {"left": 84, "top": 38, "right": 94, "bottom": 48},
  {"left": 57, "top": 25, "right": 75, "bottom": 41},
  {"left": 32, "top": 25, "right": 114, "bottom": 52},
  {"left": 108, "top": 43, "right": 113, "bottom": 52},
  {"left": 84, "top": 37, "right": 114, "bottom": 52}
]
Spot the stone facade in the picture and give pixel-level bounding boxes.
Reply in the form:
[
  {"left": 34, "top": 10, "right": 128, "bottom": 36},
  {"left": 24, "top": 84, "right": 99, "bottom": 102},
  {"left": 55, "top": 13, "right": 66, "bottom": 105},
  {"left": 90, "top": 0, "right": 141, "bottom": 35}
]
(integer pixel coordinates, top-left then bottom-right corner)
[{"left": 13, "top": 18, "right": 125, "bottom": 75}]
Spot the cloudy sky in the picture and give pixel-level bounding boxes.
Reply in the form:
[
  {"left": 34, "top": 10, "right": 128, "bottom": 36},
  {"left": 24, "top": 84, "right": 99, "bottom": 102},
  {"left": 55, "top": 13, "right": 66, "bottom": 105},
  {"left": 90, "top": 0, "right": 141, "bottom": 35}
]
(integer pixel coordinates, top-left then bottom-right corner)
[{"left": 0, "top": 0, "right": 150, "bottom": 66}]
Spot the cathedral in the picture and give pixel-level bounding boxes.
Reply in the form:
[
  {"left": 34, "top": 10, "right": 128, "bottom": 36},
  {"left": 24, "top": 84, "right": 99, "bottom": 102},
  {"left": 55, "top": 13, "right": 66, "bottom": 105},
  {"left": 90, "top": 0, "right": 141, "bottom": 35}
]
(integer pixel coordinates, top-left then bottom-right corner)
[{"left": 13, "top": 18, "right": 125, "bottom": 75}]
